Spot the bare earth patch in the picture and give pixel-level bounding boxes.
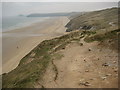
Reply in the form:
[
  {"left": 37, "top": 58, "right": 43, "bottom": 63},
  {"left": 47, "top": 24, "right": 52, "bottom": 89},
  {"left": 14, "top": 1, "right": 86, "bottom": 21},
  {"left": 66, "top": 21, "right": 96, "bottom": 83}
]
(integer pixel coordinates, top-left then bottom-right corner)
[{"left": 40, "top": 38, "right": 118, "bottom": 88}]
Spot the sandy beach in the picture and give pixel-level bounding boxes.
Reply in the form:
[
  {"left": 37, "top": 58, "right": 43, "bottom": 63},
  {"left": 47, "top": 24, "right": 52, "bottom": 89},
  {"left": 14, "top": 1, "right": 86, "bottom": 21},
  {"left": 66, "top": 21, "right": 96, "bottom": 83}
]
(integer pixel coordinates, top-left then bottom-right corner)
[{"left": 2, "top": 17, "right": 69, "bottom": 74}]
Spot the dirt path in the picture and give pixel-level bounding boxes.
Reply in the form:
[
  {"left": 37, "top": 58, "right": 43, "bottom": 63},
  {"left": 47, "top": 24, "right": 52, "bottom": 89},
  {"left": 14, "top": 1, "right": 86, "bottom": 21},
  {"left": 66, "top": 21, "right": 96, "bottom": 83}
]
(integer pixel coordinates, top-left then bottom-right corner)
[{"left": 38, "top": 38, "right": 118, "bottom": 88}]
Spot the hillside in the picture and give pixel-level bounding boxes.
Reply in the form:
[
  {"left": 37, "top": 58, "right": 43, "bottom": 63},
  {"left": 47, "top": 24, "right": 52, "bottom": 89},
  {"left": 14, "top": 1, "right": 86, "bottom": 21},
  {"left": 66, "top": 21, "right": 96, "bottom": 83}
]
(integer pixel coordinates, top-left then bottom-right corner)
[
  {"left": 66, "top": 7, "right": 118, "bottom": 32},
  {"left": 2, "top": 7, "right": 119, "bottom": 88}
]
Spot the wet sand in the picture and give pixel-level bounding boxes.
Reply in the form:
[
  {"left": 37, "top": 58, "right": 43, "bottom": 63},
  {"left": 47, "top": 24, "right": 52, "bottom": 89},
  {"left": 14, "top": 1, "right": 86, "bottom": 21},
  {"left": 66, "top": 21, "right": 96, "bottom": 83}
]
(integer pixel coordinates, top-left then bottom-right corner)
[{"left": 2, "top": 17, "right": 69, "bottom": 74}]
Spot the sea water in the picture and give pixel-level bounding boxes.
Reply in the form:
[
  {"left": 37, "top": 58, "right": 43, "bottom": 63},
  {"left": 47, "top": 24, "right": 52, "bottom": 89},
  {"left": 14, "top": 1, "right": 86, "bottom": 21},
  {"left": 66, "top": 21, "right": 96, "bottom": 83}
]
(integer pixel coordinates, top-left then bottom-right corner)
[{"left": 1, "top": 16, "right": 50, "bottom": 32}]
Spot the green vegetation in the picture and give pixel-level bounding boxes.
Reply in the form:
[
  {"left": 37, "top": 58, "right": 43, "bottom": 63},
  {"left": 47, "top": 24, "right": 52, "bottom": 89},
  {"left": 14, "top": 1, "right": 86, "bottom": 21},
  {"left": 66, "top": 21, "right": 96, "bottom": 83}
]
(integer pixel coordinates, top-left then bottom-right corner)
[
  {"left": 3, "top": 54, "right": 51, "bottom": 88},
  {"left": 2, "top": 7, "right": 119, "bottom": 88},
  {"left": 2, "top": 28, "right": 119, "bottom": 88},
  {"left": 84, "top": 29, "right": 120, "bottom": 43},
  {"left": 2, "top": 30, "right": 85, "bottom": 88},
  {"left": 66, "top": 7, "right": 118, "bottom": 32}
]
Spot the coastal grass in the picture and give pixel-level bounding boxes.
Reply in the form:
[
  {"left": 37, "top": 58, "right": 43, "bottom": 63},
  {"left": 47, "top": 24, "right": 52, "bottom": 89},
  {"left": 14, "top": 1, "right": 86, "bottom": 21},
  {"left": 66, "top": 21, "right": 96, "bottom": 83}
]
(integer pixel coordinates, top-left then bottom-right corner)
[
  {"left": 84, "top": 29, "right": 120, "bottom": 43},
  {"left": 2, "top": 30, "right": 85, "bottom": 88},
  {"left": 2, "top": 7, "right": 119, "bottom": 88},
  {"left": 2, "top": 54, "right": 51, "bottom": 88},
  {"left": 66, "top": 7, "right": 118, "bottom": 32},
  {"left": 2, "top": 27, "right": 119, "bottom": 88}
]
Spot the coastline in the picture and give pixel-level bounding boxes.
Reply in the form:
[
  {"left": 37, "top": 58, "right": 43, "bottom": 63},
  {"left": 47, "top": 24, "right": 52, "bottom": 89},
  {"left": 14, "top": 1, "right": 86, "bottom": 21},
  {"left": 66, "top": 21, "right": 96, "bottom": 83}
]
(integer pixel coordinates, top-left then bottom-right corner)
[{"left": 2, "top": 16, "right": 69, "bottom": 74}]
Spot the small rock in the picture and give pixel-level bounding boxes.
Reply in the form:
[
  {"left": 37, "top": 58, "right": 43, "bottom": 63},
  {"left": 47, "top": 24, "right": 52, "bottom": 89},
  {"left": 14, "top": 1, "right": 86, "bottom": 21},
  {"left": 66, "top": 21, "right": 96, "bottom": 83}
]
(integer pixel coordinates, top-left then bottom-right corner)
[
  {"left": 101, "top": 76, "right": 107, "bottom": 80},
  {"left": 108, "top": 40, "right": 112, "bottom": 43},
  {"left": 83, "top": 58, "right": 86, "bottom": 62},
  {"left": 113, "top": 61, "right": 117, "bottom": 63},
  {"left": 98, "top": 58, "right": 100, "bottom": 60},
  {"left": 112, "top": 67, "right": 115, "bottom": 69},
  {"left": 90, "top": 78, "right": 94, "bottom": 80},
  {"left": 102, "top": 63, "right": 109, "bottom": 67},
  {"left": 85, "top": 70, "right": 89, "bottom": 72},
  {"left": 62, "top": 47, "right": 65, "bottom": 49},
  {"left": 79, "top": 43, "right": 83, "bottom": 46},
  {"left": 17, "top": 46, "right": 19, "bottom": 49},
  {"left": 98, "top": 72, "right": 101, "bottom": 74},
  {"left": 79, "top": 81, "right": 91, "bottom": 86},
  {"left": 88, "top": 48, "right": 91, "bottom": 51},
  {"left": 114, "top": 69, "right": 118, "bottom": 72},
  {"left": 106, "top": 74, "right": 112, "bottom": 76}
]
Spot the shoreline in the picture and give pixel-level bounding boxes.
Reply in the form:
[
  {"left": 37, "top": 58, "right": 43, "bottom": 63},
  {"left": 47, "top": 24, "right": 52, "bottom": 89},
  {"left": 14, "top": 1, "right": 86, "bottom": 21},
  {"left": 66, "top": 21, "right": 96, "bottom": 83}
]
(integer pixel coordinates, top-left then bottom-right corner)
[
  {"left": 2, "top": 16, "right": 69, "bottom": 74},
  {"left": 2, "top": 17, "right": 50, "bottom": 33}
]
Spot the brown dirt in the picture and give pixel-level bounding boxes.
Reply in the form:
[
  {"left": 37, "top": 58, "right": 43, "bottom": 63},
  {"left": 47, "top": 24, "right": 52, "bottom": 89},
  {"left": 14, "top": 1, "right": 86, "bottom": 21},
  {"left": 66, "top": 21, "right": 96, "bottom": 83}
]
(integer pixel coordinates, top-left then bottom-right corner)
[{"left": 36, "top": 38, "right": 118, "bottom": 88}]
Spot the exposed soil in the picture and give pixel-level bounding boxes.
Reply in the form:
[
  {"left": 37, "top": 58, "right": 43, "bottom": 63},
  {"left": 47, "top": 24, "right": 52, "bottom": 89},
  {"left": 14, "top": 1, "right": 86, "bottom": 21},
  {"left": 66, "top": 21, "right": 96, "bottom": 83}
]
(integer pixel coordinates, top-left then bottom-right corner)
[{"left": 37, "top": 38, "right": 118, "bottom": 88}]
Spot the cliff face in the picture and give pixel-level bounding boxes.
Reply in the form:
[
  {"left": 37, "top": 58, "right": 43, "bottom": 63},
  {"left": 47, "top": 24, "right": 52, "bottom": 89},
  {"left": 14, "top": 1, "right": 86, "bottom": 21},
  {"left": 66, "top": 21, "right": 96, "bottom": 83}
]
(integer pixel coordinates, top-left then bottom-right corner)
[
  {"left": 65, "top": 7, "right": 118, "bottom": 32},
  {"left": 2, "top": 7, "right": 119, "bottom": 88}
]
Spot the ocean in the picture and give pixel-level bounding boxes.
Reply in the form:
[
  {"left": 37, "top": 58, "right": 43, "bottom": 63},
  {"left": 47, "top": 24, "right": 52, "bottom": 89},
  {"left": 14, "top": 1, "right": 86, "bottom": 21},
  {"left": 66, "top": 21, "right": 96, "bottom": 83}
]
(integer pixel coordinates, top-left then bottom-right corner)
[{"left": 1, "top": 16, "right": 50, "bottom": 32}]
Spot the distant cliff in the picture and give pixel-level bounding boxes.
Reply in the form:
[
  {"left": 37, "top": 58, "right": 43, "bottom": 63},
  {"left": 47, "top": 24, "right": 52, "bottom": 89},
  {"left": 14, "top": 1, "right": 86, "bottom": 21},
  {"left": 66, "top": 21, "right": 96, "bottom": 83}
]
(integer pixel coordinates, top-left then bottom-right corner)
[
  {"left": 27, "top": 12, "right": 82, "bottom": 17},
  {"left": 65, "top": 7, "right": 118, "bottom": 32},
  {"left": 27, "top": 13, "right": 70, "bottom": 17}
]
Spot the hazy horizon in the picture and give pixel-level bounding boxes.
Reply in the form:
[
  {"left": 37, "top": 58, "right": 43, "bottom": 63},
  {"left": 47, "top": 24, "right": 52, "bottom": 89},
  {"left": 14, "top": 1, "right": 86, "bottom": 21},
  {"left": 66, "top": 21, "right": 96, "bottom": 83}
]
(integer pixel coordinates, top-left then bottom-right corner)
[{"left": 2, "top": 2, "right": 118, "bottom": 17}]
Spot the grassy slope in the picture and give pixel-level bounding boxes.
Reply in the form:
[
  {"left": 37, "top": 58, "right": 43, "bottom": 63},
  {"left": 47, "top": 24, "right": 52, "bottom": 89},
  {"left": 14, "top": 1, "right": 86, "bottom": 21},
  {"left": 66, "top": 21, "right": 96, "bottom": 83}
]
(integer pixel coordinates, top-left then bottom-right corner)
[
  {"left": 2, "top": 30, "right": 86, "bottom": 88},
  {"left": 66, "top": 7, "right": 118, "bottom": 32},
  {"left": 2, "top": 7, "right": 119, "bottom": 88},
  {"left": 2, "top": 29, "right": 119, "bottom": 88}
]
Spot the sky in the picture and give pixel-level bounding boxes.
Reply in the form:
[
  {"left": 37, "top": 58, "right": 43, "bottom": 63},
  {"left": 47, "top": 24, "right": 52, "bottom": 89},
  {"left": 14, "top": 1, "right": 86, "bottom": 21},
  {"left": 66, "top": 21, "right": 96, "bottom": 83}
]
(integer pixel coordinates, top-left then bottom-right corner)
[
  {"left": 2, "top": 2, "right": 118, "bottom": 17},
  {"left": 1, "top": 0, "right": 120, "bottom": 2}
]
